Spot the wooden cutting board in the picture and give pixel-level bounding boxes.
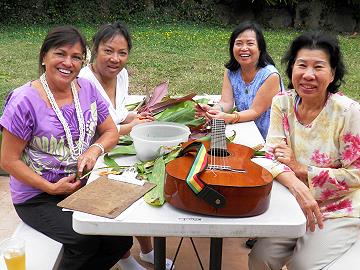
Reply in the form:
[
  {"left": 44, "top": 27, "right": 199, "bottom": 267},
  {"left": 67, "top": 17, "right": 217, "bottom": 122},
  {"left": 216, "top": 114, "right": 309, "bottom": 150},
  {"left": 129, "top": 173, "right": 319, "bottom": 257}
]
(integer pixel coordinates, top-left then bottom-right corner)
[{"left": 58, "top": 176, "right": 156, "bottom": 219}]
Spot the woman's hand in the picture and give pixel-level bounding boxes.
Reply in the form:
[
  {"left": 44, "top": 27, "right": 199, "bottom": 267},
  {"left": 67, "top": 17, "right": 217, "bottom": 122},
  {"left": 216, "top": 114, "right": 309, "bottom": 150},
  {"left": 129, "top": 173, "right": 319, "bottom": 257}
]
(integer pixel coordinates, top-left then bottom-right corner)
[
  {"left": 206, "top": 110, "right": 234, "bottom": 123},
  {"left": 274, "top": 143, "right": 308, "bottom": 181},
  {"left": 277, "top": 172, "right": 324, "bottom": 232},
  {"left": 138, "top": 111, "right": 155, "bottom": 120},
  {"left": 77, "top": 146, "right": 102, "bottom": 178},
  {"left": 195, "top": 103, "right": 212, "bottom": 118},
  {"left": 126, "top": 113, "right": 154, "bottom": 130},
  {"left": 274, "top": 144, "right": 298, "bottom": 168},
  {"left": 288, "top": 179, "right": 324, "bottom": 232},
  {"left": 49, "top": 174, "right": 81, "bottom": 195}
]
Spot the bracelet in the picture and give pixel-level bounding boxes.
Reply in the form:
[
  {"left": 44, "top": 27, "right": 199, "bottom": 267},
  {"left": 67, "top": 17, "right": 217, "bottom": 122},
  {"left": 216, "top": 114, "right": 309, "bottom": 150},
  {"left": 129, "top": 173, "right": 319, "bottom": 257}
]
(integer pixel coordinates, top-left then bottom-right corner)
[
  {"left": 91, "top": 143, "right": 105, "bottom": 155},
  {"left": 231, "top": 112, "right": 240, "bottom": 124}
]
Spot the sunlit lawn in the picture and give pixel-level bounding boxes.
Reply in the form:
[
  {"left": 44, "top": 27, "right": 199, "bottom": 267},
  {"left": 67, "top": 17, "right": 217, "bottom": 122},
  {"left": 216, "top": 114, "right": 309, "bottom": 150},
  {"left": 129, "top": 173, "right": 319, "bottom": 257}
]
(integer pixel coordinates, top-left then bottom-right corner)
[{"left": 0, "top": 23, "right": 359, "bottom": 114}]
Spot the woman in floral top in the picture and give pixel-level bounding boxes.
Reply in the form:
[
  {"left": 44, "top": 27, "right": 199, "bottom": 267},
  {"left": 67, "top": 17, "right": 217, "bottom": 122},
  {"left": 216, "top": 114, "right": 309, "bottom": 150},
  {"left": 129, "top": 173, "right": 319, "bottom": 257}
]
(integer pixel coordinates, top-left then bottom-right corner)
[{"left": 248, "top": 31, "right": 360, "bottom": 270}]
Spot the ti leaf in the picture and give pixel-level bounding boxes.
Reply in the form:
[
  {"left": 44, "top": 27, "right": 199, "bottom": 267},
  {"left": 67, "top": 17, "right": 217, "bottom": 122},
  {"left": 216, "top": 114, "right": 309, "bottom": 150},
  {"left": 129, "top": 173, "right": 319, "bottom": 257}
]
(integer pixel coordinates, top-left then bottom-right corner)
[
  {"left": 227, "top": 130, "right": 236, "bottom": 142},
  {"left": 143, "top": 157, "right": 166, "bottom": 206},
  {"left": 103, "top": 154, "right": 119, "bottom": 168},
  {"left": 125, "top": 101, "right": 141, "bottom": 111},
  {"left": 118, "top": 135, "right": 133, "bottom": 145},
  {"left": 109, "top": 144, "right": 137, "bottom": 156},
  {"left": 156, "top": 100, "right": 205, "bottom": 127},
  {"left": 149, "top": 93, "right": 196, "bottom": 114},
  {"left": 138, "top": 81, "right": 169, "bottom": 113},
  {"left": 254, "top": 150, "right": 266, "bottom": 157}
]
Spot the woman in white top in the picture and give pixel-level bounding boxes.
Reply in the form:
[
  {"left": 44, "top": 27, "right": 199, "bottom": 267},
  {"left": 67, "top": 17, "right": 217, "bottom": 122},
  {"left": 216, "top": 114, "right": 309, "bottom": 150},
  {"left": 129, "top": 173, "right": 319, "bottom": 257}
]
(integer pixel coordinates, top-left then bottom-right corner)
[
  {"left": 79, "top": 23, "right": 153, "bottom": 136},
  {"left": 79, "top": 22, "right": 173, "bottom": 270}
]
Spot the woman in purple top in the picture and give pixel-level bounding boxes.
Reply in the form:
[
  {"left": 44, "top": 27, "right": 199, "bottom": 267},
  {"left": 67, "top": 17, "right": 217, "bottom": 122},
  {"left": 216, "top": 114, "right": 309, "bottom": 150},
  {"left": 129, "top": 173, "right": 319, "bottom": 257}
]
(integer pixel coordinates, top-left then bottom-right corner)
[
  {"left": 0, "top": 26, "right": 132, "bottom": 270},
  {"left": 197, "top": 21, "right": 283, "bottom": 139}
]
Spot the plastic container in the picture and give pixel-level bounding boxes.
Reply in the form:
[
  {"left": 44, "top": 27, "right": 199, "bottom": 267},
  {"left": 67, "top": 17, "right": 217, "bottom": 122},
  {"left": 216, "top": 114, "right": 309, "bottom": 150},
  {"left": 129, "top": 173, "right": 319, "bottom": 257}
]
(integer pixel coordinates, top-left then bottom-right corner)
[{"left": 130, "top": 122, "right": 190, "bottom": 161}]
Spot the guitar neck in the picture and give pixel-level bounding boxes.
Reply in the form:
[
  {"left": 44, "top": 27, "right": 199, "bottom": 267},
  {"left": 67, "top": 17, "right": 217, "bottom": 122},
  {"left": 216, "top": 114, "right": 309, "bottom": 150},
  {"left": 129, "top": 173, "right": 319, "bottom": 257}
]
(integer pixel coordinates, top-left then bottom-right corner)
[{"left": 210, "top": 119, "right": 227, "bottom": 154}]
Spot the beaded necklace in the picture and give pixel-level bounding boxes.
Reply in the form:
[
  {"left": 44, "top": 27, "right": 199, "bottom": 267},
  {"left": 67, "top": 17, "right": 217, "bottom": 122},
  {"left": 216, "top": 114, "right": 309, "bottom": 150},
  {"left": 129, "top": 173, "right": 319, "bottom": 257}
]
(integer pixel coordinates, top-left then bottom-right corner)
[{"left": 40, "top": 73, "right": 85, "bottom": 159}]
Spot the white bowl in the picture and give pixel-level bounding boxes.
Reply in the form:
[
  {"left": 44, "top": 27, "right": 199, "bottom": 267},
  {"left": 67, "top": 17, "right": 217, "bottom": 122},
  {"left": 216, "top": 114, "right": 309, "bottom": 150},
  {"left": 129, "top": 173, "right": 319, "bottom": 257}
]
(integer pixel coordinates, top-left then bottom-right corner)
[{"left": 130, "top": 122, "right": 190, "bottom": 162}]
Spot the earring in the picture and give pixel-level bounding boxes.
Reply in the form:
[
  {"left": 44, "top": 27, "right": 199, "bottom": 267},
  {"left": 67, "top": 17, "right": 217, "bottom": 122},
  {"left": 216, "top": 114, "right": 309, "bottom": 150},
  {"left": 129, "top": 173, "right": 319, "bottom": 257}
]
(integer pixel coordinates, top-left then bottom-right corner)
[{"left": 42, "top": 62, "right": 45, "bottom": 66}]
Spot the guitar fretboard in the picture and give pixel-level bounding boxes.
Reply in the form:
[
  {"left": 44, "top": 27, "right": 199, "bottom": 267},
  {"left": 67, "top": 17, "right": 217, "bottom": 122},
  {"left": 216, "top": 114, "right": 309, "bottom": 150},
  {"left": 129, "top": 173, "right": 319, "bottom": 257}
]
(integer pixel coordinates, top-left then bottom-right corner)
[{"left": 210, "top": 119, "right": 227, "bottom": 156}]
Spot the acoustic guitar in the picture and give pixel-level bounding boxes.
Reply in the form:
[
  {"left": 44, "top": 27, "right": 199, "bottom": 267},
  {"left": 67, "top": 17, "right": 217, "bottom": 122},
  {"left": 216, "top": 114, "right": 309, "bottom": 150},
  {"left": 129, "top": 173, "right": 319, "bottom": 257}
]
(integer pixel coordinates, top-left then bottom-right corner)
[{"left": 164, "top": 119, "right": 273, "bottom": 217}]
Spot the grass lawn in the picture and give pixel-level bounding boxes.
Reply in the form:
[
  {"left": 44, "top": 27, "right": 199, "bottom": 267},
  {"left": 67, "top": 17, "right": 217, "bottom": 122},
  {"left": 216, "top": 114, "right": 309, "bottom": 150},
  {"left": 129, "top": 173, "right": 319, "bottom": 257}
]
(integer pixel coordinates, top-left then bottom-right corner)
[{"left": 0, "top": 23, "right": 359, "bottom": 114}]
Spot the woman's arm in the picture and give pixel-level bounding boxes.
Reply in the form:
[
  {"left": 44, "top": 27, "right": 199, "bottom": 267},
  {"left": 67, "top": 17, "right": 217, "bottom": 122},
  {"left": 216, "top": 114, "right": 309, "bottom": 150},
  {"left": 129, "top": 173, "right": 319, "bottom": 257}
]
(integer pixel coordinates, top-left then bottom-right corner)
[
  {"left": 239, "top": 73, "right": 281, "bottom": 121},
  {"left": 117, "top": 111, "right": 154, "bottom": 136},
  {"left": 206, "top": 72, "right": 281, "bottom": 123},
  {"left": 77, "top": 115, "right": 118, "bottom": 175},
  {"left": 269, "top": 94, "right": 360, "bottom": 203},
  {"left": 307, "top": 102, "right": 360, "bottom": 201},
  {"left": 273, "top": 143, "right": 308, "bottom": 182},
  {"left": 276, "top": 171, "right": 324, "bottom": 232},
  {"left": 195, "top": 70, "right": 235, "bottom": 116},
  {"left": 0, "top": 129, "right": 80, "bottom": 195}
]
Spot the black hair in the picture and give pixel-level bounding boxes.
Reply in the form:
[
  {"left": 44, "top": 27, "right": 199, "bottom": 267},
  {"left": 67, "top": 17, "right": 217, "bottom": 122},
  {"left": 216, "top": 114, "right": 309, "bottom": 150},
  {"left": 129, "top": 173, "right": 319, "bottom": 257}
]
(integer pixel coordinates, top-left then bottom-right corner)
[
  {"left": 90, "top": 21, "right": 132, "bottom": 63},
  {"left": 225, "top": 21, "right": 275, "bottom": 71},
  {"left": 39, "top": 25, "right": 86, "bottom": 75},
  {"left": 282, "top": 31, "right": 345, "bottom": 93}
]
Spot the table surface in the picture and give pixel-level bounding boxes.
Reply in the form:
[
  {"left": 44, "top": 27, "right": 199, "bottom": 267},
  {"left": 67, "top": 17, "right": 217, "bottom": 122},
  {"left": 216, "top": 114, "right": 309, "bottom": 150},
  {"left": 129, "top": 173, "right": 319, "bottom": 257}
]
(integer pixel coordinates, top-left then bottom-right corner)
[{"left": 72, "top": 116, "right": 306, "bottom": 239}]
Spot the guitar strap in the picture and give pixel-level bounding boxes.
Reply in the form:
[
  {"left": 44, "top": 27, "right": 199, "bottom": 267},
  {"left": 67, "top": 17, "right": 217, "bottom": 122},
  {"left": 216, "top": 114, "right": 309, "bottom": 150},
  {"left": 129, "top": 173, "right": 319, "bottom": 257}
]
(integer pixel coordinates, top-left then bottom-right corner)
[{"left": 180, "top": 141, "right": 226, "bottom": 209}]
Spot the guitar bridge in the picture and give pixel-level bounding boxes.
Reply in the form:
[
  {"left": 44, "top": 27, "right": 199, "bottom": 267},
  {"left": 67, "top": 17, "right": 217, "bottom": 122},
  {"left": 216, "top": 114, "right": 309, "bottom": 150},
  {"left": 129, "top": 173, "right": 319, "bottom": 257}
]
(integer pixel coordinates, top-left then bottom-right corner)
[{"left": 207, "top": 164, "right": 246, "bottom": 173}]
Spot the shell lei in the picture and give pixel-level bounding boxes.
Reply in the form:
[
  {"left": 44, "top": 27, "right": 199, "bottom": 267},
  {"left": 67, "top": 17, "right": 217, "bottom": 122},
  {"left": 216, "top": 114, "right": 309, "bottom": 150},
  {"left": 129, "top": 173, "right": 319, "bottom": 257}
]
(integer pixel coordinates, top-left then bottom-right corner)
[{"left": 40, "top": 73, "right": 85, "bottom": 160}]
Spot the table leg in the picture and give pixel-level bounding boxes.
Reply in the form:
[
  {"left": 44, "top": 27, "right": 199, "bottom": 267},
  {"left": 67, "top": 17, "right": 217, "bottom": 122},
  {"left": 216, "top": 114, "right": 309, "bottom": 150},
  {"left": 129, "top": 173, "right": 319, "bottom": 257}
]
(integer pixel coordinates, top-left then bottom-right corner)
[
  {"left": 209, "top": 237, "right": 223, "bottom": 270},
  {"left": 154, "top": 237, "right": 166, "bottom": 270}
]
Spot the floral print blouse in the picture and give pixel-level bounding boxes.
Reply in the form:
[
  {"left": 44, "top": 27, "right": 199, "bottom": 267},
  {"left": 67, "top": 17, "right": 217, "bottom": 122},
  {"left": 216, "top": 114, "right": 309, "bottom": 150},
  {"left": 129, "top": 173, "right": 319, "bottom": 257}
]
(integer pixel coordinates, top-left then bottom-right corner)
[{"left": 266, "top": 90, "right": 360, "bottom": 219}]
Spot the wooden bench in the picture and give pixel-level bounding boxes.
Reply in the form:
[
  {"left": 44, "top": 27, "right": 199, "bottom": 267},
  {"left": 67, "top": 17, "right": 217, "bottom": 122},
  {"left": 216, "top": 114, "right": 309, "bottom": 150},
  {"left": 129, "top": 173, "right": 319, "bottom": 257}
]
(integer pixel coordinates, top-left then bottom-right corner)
[{"left": 0, "top": 222, "right": 63, "bottom": 270}]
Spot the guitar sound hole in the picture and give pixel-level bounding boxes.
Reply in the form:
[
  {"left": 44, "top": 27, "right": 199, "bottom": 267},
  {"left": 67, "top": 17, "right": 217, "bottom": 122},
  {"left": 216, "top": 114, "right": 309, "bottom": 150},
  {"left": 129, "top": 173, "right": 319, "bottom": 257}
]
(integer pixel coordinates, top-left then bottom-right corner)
[{"left": 208, "top": 148, "right": 230, "bottom": 157}]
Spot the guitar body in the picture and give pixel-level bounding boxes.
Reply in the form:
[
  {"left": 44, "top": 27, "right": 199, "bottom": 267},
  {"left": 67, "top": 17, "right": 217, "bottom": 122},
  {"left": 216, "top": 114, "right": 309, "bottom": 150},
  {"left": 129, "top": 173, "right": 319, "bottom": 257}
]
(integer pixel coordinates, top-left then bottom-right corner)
[{"left": 165, "top": 120, "right": 273, "bottom": 217}]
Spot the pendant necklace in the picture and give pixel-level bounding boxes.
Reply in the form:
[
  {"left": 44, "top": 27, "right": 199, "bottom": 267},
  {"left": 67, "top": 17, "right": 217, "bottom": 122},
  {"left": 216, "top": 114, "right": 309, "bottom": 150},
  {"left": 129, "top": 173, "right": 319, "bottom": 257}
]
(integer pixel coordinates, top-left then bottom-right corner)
[
  {"left": 40, "top": 73, "right": 85, "bottom": 159},
  {"left": 241, "top": 73, "right": 251, "bottom": 95}
]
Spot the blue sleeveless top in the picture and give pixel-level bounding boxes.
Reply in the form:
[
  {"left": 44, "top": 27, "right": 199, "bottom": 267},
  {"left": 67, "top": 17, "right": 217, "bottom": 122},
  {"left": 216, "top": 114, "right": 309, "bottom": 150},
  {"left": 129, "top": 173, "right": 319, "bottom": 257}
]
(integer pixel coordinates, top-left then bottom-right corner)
[{"left": 228, "top": 64, "right": 283, "bottom": 139}]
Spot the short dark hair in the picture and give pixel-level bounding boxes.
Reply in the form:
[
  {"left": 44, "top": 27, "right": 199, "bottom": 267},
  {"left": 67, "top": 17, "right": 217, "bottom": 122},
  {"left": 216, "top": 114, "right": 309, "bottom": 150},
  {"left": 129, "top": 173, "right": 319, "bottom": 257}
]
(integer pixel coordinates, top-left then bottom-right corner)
[
  {"left": 39, "top": 25, "right": 87, "bottom": 75},
  {"left": 225, "top": 21, "right": 275, "bottom": 71},
  {"left": 282, "top": 31, "right": 345, "bottom": 93},
  {"left": 90, "top": 21, "right": 132, "bottom": 63}
]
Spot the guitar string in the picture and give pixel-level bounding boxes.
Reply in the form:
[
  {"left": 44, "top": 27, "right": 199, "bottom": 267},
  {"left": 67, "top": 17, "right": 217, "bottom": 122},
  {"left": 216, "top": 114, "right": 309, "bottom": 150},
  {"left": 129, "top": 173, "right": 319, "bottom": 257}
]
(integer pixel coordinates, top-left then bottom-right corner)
[
  {"left": 220, "top": 120, "right": 227, "bottom": 168},
  {"left": 210, "top": 119, "right": 227, "bottom": 170}
]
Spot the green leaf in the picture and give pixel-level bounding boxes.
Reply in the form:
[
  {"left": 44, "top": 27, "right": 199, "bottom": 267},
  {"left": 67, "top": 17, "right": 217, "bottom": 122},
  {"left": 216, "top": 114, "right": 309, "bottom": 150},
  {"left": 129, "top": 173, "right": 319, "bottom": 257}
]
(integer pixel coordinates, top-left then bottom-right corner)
[
  {"left": 156, "top": 100, "right": 205, "bottom": 127},
  {"left": 162, "top": 147, "right": 182, "bottom": 163},
  {"left": 254, "top": 150, "right": 266, "bottom": 157},
  {"left": 194, "top": 98, "right": 210, "bottom": 104},
  {"left": 197, "top": 135, "right": 210, "bottom": 142},
  {"left": 144, "top": 157, "right": 166, "bottom": 206},
  {"left": 109, "top": 144, "right": 137, "bottom": 156},
  {"left": 103, "top": 154, "right": 119, "bottom": 167},
  {"left": 118, "top": 135, "right": 133, "bottom": 145},
  {"left": 227, "top": 130, "right": 236, "bottom": 142},
  {"left": 125, "top": 101, "right": 141, "bottom": 111}
]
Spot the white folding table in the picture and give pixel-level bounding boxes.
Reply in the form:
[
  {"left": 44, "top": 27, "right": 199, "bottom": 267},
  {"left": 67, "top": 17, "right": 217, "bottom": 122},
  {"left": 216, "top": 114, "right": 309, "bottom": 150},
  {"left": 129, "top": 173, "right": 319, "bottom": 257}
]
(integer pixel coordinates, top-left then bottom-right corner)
[{"left": 72, "top": 119, "right": 306, "bottom": 270}]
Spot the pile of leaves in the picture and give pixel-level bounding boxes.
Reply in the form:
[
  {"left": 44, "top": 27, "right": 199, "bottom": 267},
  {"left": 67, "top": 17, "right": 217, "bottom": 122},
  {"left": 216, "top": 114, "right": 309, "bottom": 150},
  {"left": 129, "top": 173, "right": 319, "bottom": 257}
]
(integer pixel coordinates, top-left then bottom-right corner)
[
  {"left": 103, "top": 81, "right": 211, "bottom": 206},
  {"left": 100, "top": 81, "right": 265, "bottom": 207}
]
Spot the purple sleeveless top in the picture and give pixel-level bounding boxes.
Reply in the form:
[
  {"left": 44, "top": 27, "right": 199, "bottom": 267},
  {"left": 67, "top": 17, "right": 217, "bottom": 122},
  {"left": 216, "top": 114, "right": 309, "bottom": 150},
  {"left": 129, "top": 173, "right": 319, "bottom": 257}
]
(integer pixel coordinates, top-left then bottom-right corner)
[{"left": 0, "top": 77, "right": 109, "bottom": 204}]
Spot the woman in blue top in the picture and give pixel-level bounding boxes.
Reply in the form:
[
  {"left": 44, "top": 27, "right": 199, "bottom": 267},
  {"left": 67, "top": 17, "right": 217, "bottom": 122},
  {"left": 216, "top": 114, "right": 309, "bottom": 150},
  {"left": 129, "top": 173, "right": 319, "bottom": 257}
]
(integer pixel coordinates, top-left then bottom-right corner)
[{"left": 198, "top": 21, "right": 283, "bottom": 139}]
